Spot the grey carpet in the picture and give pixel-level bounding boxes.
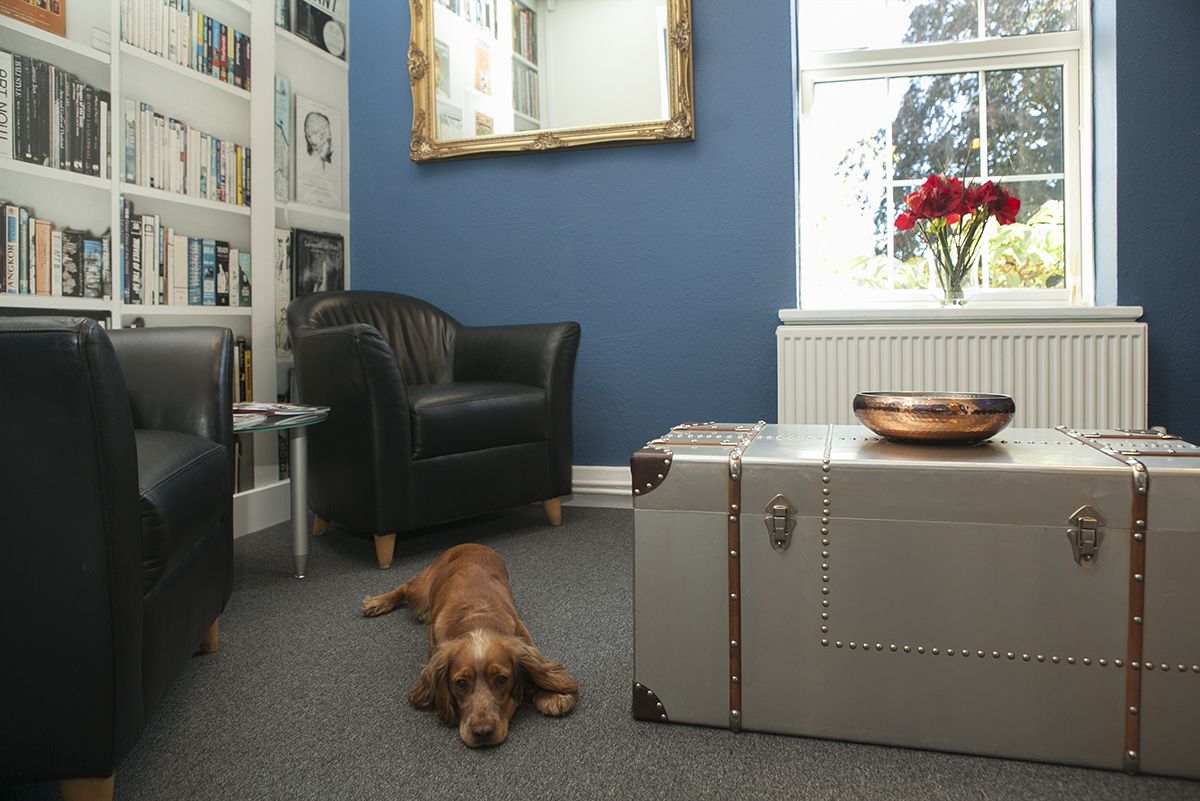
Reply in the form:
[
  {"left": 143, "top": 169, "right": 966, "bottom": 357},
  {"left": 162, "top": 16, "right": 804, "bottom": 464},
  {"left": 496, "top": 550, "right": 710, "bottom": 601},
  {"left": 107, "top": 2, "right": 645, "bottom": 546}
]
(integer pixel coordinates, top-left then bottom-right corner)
[{"left": 4, "top": 507, "right": 1199, "bottom": 801}]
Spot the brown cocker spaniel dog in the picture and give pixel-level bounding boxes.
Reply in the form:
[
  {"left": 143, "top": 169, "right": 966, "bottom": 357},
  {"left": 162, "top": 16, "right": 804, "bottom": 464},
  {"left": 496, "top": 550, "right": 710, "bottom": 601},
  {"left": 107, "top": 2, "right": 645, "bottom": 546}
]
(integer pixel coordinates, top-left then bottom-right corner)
[{"left": 362, "top": 543, "right": 579, "bottom": 747}]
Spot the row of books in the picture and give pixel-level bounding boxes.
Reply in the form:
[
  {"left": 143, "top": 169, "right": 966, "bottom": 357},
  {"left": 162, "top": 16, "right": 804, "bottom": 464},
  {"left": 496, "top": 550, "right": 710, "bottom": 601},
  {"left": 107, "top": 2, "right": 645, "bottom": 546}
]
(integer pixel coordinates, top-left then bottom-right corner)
[
  {"left": 276, "top": 0, "right": 348, "bottom": 61},
  {"left": 273, "top": 227, "right": 345, "bottom": 356},
  {"left": 512, "top": 61, "right": 539, "bottom": 120},
  {"left": 119, "top": 198, "right": 251, "bottom": 307},
  {"left": 121, "top": 0, "right": 253, "bottom": 91},
  {"left": 123, "top": 98, "right": 252, "bottom": 207},
  {"left": 512, "top": 2, "right": 538, "bottom": 65},
  {"left": 0, "top": 50, "right": 112, "bottom": 178},
  {"left": 2, "top": 201, "right": 111, "bottom": 298}
]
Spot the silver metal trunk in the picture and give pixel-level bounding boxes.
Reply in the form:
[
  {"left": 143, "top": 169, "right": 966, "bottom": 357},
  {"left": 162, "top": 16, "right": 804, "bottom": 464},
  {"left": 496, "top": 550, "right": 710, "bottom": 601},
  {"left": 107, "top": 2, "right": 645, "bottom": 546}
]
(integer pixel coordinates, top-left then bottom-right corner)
[{"left": 631, "top": 423, "right": 1200, "bottom": 779}]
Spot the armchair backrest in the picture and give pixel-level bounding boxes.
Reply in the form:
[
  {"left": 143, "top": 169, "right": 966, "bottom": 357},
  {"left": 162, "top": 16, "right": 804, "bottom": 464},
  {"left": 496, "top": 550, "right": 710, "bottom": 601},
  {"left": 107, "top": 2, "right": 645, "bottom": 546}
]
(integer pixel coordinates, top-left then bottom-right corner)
[
  {"left": 288, "top": 290, "right": 460, "bottom": 385},
  {"left": 0, "top": 316, "right": 145, "bottom": 778}
]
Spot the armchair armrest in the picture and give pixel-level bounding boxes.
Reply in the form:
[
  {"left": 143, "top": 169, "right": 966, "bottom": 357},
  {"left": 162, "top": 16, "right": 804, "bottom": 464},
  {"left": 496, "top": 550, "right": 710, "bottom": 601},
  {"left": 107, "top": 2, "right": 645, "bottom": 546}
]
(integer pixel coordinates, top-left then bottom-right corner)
[
  {"left": 291, "top": 323, "right": 414, "bottom": 532},
  {"left": 107, "top": 326, "right": 233, "bottom": 457}
]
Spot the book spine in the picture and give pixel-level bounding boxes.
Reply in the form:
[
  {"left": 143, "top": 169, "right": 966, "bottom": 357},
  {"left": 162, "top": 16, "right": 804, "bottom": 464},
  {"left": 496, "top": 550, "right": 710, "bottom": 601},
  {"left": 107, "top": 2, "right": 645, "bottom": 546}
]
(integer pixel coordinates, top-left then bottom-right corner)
[
  {"left": 238, "top": 250, "right": 252, "bottom": 307},
  {"left": 0, "top": 50, "right": 13, "bottom": 160},
  {"left": 172, "top": 233, "right": 188, "bottom": 304},
  {"left": 82, "top": 238, "right": 103, "bottom": 299},
  {"left": 13, "top": 55, "right": 27, "bottom": 163},
  {"left": 129, "top": 213, "right": 142, "bottom": 304},
  {"left": 18, "top": 208, "right": 28, "bottom": 293},
  {"left": 187, "top": 236, "right": 201, "bottom": 305},
  {"left": 215, "top": 239, "right": 230, "bottom": 305},
  {"left": 3, "top": 205, "right": 16, "bottom": 293},
  {"left": 34, "top": 219, "right": 51, "bottom": 294},
  {"left": 72, "top": 78, "right": 85, "bottom": 173},
  {"left": 51, "top": 228, "right": 63, "bottom": 296},
  {"left": 201, "top": 237, "right": 216, "bottom": 305},
  {"left": 102, "top": 232, "right": 112, "bottom": 300}
]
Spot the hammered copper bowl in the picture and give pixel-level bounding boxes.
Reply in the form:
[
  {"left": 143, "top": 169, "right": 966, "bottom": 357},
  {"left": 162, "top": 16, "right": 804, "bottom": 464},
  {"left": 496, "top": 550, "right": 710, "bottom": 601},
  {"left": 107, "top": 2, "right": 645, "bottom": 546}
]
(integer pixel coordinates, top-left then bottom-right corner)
[{"left": 853, "top": 391, "right": 1016, "bottom": 443}]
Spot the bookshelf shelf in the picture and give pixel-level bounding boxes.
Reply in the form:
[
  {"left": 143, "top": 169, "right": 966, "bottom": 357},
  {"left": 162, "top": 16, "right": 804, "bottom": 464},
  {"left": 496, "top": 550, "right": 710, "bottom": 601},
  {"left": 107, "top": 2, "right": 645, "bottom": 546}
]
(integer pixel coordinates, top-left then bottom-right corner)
[
  {"left": 275, "top": 28, "right": 348, "bottom": 72},
  {"left": 0, "top": 294, "right": 111, "bottom": 310},
  {"left": 276, "top": 201, "right": 350, "bottom": 225},
  {"left": 0, "top": 159, "right": 112, "bottom": 191},
  {"left": 121, "top": 183, "right": 252, "bottom": 217},
  {"left": 511, "top": 51, "right": 535, "bottom": 70},
  {"left": 513, "top": 110, "right": 539, "bottom": 124},
  {"left": 121, "top": 305, "right": 253, "bottom": 317},
  {"left": 118, "top": 43, "right": 251, "bottom": 100},
  {"left": 0, "top": 16, "right": 111, "bottom": 64}
]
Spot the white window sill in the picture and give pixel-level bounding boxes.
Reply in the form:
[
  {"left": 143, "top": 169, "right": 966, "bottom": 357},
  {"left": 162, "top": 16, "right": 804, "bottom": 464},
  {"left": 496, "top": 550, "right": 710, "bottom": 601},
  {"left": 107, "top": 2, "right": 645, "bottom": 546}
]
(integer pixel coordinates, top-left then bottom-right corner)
[{"left": 778, "top": 305, "right": 1144, "bottom": 325}]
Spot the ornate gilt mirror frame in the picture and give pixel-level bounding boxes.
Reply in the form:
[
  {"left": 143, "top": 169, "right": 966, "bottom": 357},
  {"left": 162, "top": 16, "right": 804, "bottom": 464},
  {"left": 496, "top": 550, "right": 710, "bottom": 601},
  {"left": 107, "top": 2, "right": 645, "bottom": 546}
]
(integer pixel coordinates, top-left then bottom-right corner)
[{"left": 408, "top": 0, "right": 694, "bottom": 162}]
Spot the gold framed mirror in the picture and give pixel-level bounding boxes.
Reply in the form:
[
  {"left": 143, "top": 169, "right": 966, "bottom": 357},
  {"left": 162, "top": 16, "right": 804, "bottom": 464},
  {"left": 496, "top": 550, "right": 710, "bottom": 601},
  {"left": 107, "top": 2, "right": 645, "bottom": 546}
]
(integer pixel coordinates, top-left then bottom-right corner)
[{"left": 408, "top": 0, "right": 694, "bottom": 161}]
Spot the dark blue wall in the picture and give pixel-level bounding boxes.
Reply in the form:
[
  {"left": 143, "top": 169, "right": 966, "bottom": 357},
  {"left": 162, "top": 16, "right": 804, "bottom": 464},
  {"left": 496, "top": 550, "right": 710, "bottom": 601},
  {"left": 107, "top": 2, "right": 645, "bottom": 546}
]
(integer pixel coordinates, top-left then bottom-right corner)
[
  {"left": 348, "top": 1, "right": 797, "bottom": 466},
  {"left": 349, "top": 0, "right": 1199, "bottom": 465},
  {"left": 1113, "top": 0, "right": 1200, "bottom": 441}
]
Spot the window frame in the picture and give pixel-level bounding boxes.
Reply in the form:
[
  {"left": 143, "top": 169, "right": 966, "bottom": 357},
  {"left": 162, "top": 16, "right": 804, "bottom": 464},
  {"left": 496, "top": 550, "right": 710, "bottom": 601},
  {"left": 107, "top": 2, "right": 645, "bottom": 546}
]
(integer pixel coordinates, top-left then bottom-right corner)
[{"left": 796, "top": 11, "right": 1094, "bottom": 309}]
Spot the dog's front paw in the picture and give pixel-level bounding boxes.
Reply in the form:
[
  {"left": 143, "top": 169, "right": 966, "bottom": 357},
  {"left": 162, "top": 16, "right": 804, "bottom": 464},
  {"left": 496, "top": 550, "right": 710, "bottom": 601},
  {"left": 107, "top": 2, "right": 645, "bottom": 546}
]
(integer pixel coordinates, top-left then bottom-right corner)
[
  {"left": 534, "top": 691, "right": 576, "bottom": 717},
  {"left": 362, "top": 593, "right": 396, "bottom": 617}
]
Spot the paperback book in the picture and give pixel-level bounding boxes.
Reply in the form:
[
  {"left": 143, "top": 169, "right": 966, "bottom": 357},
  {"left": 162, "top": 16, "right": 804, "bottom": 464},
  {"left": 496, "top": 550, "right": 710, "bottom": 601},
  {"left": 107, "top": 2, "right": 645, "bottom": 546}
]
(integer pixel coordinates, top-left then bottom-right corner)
[{"left": 294, "top": 95, "right": 341, "bottom": 209}]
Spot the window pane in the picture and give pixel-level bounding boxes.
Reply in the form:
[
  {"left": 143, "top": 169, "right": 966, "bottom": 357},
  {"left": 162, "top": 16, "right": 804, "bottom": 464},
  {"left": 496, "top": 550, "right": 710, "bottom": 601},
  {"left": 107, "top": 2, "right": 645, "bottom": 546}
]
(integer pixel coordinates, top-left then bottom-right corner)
[
  {"left": 892, "top": 72, "right": 980, "bottom": 180},
  {"left": 986, "top": 67, "right": 1063, "bottom": 176},
  {"left": 805, "top": 80, "right": 892, "bottom": 293},
  {"left": 985, "top": 0, "right": 1077, "bottom": 37},
  {"left": 799, "top": 0, "right": 977, "bottom": 53},
  {"left": 985, "top": 179, "right": 1064, "bottom": 288}
]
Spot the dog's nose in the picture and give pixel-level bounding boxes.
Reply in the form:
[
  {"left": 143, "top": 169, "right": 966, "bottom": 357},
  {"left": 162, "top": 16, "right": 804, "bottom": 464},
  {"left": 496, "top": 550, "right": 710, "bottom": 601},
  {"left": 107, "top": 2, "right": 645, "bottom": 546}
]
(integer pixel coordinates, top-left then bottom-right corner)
[{"left": 470, "top": 722, "right": 495, "bottom": 739}]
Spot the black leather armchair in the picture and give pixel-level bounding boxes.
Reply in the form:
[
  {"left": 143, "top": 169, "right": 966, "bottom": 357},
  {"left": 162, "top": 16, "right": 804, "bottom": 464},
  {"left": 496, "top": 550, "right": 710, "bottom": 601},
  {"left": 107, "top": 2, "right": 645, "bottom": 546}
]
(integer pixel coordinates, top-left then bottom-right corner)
[
  {"left": 0, "top": 318, "right": 234, "bottom": 801},
  {"left": 287, "top": 291, "right": 581, "bottom": 567}
]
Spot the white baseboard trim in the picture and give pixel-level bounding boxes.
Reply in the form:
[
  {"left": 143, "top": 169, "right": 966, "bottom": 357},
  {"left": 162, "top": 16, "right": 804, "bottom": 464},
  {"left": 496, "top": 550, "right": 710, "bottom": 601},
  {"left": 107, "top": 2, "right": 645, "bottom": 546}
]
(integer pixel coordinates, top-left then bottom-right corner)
[
  {"left": 233, "top": 465, "right": 632, "bottom": 537},
  {"left": 564, "top": 465, "right": 632, "bottom": 509}
]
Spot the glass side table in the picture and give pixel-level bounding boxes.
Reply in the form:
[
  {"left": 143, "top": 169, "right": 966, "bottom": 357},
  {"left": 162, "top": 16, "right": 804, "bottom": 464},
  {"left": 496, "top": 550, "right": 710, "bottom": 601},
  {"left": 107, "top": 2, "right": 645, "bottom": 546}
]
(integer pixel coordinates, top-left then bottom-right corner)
[{"left": 233, "top": 403, "right": 330, "bottom": 578}]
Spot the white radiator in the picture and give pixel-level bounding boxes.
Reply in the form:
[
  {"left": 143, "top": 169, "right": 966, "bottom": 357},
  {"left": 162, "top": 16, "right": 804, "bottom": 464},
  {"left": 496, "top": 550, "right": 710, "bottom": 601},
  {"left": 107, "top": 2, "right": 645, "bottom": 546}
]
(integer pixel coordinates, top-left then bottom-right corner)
[{"left": 777, "top": 316, "right": 1147, "bottom": 430}]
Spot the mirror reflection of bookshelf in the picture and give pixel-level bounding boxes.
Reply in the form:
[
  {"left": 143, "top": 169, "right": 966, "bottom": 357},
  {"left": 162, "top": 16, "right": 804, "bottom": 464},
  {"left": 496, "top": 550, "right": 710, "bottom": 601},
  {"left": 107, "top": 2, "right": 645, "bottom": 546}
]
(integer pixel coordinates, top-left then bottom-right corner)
[{"left": 510, "top": 0, "right": 538, "bottom": 130}]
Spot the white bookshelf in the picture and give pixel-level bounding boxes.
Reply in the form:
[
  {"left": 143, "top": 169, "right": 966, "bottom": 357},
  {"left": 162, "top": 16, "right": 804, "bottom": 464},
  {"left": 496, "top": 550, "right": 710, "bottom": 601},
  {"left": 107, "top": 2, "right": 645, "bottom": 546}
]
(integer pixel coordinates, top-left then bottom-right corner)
[{"left": 0, "top": 3, "right": 351, "bottom": 535}]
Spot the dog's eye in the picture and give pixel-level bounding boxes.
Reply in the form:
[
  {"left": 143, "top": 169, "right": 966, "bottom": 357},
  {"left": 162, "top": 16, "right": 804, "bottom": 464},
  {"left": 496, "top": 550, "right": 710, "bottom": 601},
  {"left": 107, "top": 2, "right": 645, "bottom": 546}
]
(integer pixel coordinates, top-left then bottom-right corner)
[
  {"left": 454, "top": 678, "right": 470, "bottom": 691},
  {"left": 494, "top": 675, "right": 508, "bottom": 687}
]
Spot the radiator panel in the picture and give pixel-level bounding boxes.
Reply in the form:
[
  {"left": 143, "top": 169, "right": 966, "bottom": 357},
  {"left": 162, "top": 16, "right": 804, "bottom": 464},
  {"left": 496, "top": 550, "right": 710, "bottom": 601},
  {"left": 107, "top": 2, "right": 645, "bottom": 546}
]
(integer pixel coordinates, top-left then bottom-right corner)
[{"left": 777, "top": 323, "right": 1147, "bottom": 429}]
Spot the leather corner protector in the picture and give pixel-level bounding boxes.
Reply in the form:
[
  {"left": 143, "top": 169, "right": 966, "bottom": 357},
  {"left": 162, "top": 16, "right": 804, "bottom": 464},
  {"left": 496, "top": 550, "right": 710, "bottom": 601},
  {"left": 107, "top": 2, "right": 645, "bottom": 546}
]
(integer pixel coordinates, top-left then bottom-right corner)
[
  {"left": 632, "top": 682, "right": 669, "bottom": 722},
  {"left": 631, "top": 446, "right": 672, "bottom": 497}
]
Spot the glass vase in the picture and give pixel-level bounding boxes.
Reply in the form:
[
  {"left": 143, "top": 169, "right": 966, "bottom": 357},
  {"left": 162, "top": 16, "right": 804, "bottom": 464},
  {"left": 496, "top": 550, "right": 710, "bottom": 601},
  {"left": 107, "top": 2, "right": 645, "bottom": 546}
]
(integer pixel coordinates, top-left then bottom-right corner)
[{"left": 936, "top": 274, "right": 968, "bottom": 307}]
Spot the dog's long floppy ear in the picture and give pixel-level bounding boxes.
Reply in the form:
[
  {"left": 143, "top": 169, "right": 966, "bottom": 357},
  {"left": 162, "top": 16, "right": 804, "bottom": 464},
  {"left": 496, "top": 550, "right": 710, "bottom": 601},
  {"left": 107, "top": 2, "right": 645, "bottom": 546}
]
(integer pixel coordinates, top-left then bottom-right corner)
[
  {"left": 409, "top": 645, "right": 456, "bottom": 725},
  {"left": 516, "top": 642, "right": 580, "bottom": 697}
]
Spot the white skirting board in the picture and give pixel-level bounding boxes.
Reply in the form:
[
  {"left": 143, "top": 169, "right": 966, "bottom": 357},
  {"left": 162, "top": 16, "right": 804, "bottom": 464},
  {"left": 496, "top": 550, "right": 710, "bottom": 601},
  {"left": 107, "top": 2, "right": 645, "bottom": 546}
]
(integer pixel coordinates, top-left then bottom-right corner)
[{"left": 234, "top": 465, "right": 634, "bottom": 536}]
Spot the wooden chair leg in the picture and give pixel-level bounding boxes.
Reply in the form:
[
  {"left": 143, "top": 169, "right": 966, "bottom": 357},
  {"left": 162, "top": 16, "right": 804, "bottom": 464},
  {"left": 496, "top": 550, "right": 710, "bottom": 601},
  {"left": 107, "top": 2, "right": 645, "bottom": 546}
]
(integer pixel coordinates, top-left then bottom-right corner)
[
  {"left": 374, "top": 533, "right": 397, "bottom": 569},
  {"left": 58, "top": 775, "right": 114, "bottom": 801},
  {"left": 198, "top": 619, "right": 219, "bottom": 654},
  {"left": 312, "top": 515, "right": 328, "bottom": 537},
  {"left": 543, "top": 498, "right": 563, "bottom": 527}
]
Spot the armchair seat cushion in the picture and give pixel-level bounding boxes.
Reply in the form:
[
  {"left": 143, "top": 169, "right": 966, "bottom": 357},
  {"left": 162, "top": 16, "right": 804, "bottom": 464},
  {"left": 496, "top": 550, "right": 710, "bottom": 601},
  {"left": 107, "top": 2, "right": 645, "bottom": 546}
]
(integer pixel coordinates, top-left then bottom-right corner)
[
  {"left": 136, "top": 430, "right": 229, "bottom": 593},
  {"left": 409, "top": 381, "right": 548, "bottom": 459}
]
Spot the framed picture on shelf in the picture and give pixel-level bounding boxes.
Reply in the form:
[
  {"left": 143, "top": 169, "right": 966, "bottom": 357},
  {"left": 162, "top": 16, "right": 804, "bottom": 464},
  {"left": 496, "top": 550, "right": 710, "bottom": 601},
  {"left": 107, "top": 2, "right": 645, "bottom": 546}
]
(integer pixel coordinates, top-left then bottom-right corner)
[
  {"left": 437, "top": 103, "right": 463, "bottom": 139},
  {"left": 291, "top": 229, "right": 345, "bottom": 297},
  {"left": 434, "top": 38, "right": 450, "bottom": 97},
  {"left": 0, "top": 0, "right": 66, "bottom": 37},
  {"left": 473, "top": 39, "right": 491, "bottom": 95},
  {"left": 474, "top": 111, "right": 493, "bottom": 136},
  {"left": 294, "top": 95, "right": 343, "bottom": 210}
]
